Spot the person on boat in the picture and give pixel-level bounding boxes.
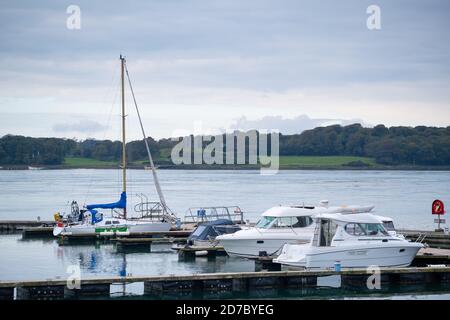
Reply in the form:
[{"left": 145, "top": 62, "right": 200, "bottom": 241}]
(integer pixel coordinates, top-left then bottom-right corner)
[
  {"left": 78, "top": 209, "right": 85, "bottom": 222},
  {"left": 53, "top": 212, "right": 62, "bottom": 222}
]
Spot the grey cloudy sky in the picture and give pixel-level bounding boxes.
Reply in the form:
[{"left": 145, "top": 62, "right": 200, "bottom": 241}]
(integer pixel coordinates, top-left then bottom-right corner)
[{"left": 0, "top": 0, "right": 449, "bottom": 140}]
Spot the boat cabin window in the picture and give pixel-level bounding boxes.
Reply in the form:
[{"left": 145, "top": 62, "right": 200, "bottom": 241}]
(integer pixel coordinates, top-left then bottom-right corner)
[
  {"left": 344, "top": 223, "right": 365, "bottom": 236},
  {"left": 256, "top": 216, "right": 313, "bottom": 229},
  {"left": 344, "top": 223, "right": 389, "bottom": 236},
  {"left": 382, "top": 221, "right": 395, "bottom": 231},
  {"left": 273, "top": 216, "right": 313, "bottom": 228},
  {"left": 112, "top": 221, "right": 120, "bottom": 225},
  {"left": 256, "top": 216, "right": 276, "bottom": 229},
  {"left": 292, "top": 216, "right": 313, "bottom": 228},
  {"left": 105, "top": 221, "right": 112, "bottom": 225}
]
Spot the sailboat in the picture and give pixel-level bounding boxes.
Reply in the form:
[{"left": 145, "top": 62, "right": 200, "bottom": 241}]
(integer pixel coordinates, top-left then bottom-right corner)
[{"left": 53, "top": 56, "right": 175, "bottom": 237}]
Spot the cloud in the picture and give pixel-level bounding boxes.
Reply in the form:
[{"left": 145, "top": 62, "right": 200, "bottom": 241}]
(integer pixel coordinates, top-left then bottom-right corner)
[
  {"left": 0, "top": 0, "right": 449, "bottom": 139},
  {"left": 230, "top": 114, "right": 370, "bottom": 135},
  {"left": 52, "top": 119, "right": 109, "bottom": 134}
]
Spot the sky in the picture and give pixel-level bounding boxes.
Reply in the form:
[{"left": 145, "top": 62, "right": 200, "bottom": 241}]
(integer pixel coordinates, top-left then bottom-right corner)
[{"left": 0, "top": 0, "right": 449, "bottom": 140}]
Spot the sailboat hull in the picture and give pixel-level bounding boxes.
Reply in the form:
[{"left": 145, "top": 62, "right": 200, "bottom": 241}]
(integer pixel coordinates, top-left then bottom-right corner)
[{"left": 55, "top": 221, "right": 171, "bottom": 237}]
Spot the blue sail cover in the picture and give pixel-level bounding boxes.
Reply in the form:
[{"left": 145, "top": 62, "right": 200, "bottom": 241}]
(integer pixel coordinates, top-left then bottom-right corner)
[
  {"left": 86, "top": 192, "right": 127, "bottom": 210},
  {"left": 89, "top": 209, "right": 101, "bottom": 224}
]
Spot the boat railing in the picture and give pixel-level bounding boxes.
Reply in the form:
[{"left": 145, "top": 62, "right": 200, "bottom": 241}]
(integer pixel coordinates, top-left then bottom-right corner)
[
  {"left": 416, "top": 233, "right": 427, "bottom": 243},
  {"left": 183, "top": 206, "right": 244, "bottom": 224},
  {"left": 134, "top": 193, "right": 176, "bottom": 221}
]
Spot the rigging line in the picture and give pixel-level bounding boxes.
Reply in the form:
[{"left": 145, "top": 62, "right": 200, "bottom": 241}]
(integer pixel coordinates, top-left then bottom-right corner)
[
  {"left": 83, "top": 60, "right": 121, "bottom": 206},
  {"left": 64, "top": 59, "right": 119, "bottom": 210},
  {"left": 124, "top": 62, "right": 172, "bottom": 216}
]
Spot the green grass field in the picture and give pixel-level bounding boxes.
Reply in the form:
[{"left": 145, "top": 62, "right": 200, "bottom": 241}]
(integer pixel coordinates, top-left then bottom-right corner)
[
  {"left": 278, "top": 156, "right": 376, "bottom": 167},
  {"left": 63, "top": 157, "right": 118, "bottom": 167},
  {"left": 63, "top": 155, "right": 376, "bottom": 168}
]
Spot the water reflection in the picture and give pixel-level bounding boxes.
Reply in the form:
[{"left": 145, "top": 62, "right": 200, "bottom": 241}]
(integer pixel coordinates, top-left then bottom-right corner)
[
  {"left": 5, "top": 233, "right": 450, "bottom": 299},
  {"left": 1, "top": 233, "right": 255, "bottom": 282}
]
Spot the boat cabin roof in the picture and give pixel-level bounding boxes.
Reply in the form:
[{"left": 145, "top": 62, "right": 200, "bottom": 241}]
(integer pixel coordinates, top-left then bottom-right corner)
[
  {"left": 315, "top": 213, "right": 382, "bottom": 224},
  {"left": 372, "top": 214, "right": 393, "bottom": 222},
  {"left": 261, "top": 206, "right": 328, "bottom": 217}
]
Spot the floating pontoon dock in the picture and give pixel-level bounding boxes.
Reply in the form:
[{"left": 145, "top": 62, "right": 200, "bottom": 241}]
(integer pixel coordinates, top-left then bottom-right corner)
[
  {"left": 2, "top": 266, "right": 450, "bottom": 300},
  {"left": 6, "top": 221, "right": 448, "bottom": 243},
  {"left": 20, "top": 227, "right": 192, "bottom": 239},
  {"left": 177, "top": 245, "right": 226, "bottom": 258},
  {"left": 0, "top": 220, "right": 55, "bottom": 232},
  {"left": 113, "top": 237, "right": 188, "bottom": 245},
  {"left": 4, "top": 220, "right": 450, "bottom": 250},
  {"left": 400, "top": 230, "right": 450, "bottom": 249}
]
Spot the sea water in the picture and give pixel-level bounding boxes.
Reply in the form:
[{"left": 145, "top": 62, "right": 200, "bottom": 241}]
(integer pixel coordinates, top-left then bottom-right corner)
[{"left": 0, "top": 169, "right": 449, "bottom": 299}]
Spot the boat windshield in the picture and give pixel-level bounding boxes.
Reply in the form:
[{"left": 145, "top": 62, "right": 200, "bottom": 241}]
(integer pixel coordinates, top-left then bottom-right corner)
[
  {"left": 256, "top": 216, "right": 313, "bottom": 229},
  {"left": 344, "top": 223, "right": 390, "bottom": 236},
  {"left": 191, "top": 225, "right": 207, "bottom": 237},
  {"left": 382, "top": 221, "right": 395, "bottom": 231},
  {"left": 256, "top": 216, "right": 276, "bottom": 228}
]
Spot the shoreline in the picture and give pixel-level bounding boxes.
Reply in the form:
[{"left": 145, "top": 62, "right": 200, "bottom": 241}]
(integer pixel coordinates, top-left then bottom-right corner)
[{"left": 2, "top": 164, "right": 450, "bottom": 171}]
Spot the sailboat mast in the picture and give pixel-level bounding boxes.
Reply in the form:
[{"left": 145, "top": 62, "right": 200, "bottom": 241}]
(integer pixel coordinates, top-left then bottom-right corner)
[
  {"left": 120, "top": 55, "right": 127, "bottom": 218},
  {"left": 124, "top": 63, "right": 171, "bottom": 217}
]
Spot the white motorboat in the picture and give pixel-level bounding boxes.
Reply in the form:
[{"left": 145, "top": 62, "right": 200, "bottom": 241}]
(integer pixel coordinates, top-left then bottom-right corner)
[
  {"left": 216, "top": 202, "right": 375, "bottom": 259},
  {"left": 53, "top": 56, "right": 175, "bottom": 237},
  {"left": 273, "top": 213, "right": 423, "bottom": 269}
]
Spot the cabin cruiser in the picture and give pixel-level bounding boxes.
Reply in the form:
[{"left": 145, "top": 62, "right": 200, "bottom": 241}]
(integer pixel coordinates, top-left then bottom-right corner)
[
  {"left": 216, "top": 202, "right": 375, "bottom": 259},
  {"left": 172, "top": 219, "right": 241, "bottom": 251},
  {"left": 273, "top": 213, "right": 422, "bottom": 269}
]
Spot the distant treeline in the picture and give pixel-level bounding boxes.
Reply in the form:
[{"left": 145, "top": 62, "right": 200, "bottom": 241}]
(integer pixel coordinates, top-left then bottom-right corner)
[
  {"left": 1, "top": 124, "right": 449, "bottom": 166},
  {"left": 280, "top": 124, "right": 450, "bottom": 165}
]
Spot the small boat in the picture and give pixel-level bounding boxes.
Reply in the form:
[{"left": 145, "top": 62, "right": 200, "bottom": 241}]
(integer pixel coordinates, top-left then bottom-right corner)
[
  {"left": 28, "top": 166, "right": 43, "bottom": 170},
  {"left": 273, "top": 213, "right": 423, "bottom": 269},
  {"left": 172, "top": 219, "right": 241, "bottom": 251},
  {"left": 216, "top": 202, "right": 375, "bottom": 259},
  {"left": 53, "top": 56, "right": 175, "bottom": 237}
]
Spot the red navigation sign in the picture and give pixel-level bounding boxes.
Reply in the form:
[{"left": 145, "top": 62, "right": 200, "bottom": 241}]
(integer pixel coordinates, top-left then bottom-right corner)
[{"left": 432, "top": 200, "right": 445, "bottom": 215}]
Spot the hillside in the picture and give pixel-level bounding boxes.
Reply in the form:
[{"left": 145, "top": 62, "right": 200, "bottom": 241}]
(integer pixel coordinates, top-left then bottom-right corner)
[{"left": 1, "top": 124, "right": 449, "bottom": 168}]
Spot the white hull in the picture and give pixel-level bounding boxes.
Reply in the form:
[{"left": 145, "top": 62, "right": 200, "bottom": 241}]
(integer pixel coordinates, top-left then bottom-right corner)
[
  {"left": 220, "top": 239, "right": 309, "bottom": 258},
  {"left": 218, "top": 228, "right": 314, "bottom": 258},
  {"left": 54, "top": 221, "right": 171, "bottom": 237},
  {"left": 28, "top": 166, "right": 43, "bottom": 170},
  {"left": 275, "top": 242, "right": 422, "bottom": 269},
  {"left": 217, "top": 204, "right": 375, "bottom": 259}
]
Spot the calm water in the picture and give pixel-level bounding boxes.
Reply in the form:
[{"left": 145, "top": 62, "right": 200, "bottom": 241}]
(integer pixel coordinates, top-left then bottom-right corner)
[
  {"left": 1, "top": 169, "right": 449, "bottom": 228},
  {"left": 0, "top": 169, "right": 449, "bottom": 299}
]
